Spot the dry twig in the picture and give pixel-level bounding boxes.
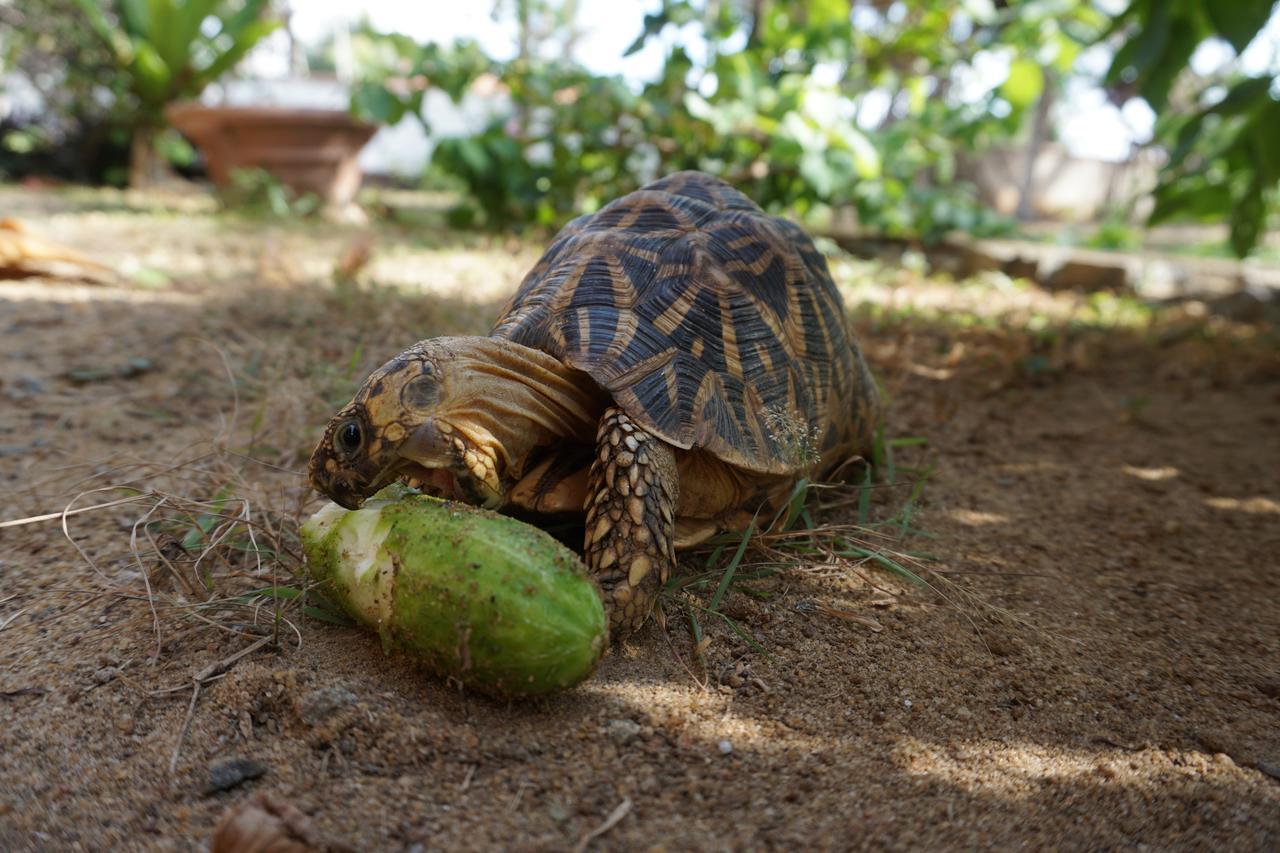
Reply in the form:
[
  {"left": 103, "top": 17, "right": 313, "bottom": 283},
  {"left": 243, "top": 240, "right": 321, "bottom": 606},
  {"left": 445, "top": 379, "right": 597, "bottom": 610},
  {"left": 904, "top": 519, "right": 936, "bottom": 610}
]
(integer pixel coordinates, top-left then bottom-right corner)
[
  {"left": 169, "top": 635, "right": 275, "bottom": 775},
  {"left": 574, "top": 797, "right": 633, "bottom": 853}
]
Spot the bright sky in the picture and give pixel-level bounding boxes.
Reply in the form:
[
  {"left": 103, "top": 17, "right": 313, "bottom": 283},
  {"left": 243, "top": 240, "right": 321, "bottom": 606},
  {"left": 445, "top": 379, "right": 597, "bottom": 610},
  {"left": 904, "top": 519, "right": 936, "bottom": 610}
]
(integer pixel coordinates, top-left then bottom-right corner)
[{"left": 271, "top": 0, "right": 1280, "bottom": 164}]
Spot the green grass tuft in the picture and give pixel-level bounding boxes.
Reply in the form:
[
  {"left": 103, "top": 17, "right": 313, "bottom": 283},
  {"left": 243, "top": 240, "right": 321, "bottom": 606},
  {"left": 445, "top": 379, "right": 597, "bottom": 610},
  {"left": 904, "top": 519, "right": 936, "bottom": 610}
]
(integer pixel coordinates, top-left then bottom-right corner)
[{"left": 662, "top": 429, "right": 938, "bottom": 663}]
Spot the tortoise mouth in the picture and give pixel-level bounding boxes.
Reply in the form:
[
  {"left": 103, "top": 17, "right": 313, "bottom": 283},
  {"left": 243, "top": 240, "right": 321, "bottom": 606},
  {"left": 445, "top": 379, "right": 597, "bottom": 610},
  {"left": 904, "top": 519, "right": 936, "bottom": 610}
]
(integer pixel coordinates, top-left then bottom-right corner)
[
  {"left": 322, "top": 460, "right": 471, "bottom": 511},
  {"left": 396, "top": 462, "right": 468, "bottom": 502},
  {"left": 392, "top": 450, "right": 503, "bottom": 509}
]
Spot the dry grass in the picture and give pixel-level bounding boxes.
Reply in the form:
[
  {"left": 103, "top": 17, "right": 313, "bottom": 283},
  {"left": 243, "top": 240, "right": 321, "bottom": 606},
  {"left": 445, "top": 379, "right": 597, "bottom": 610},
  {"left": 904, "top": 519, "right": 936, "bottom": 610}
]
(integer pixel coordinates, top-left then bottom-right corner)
[
  {"left": 0, "top": 437, "right": 330, "bottom": 778},
  {"left": 3, "top": 446, "right": 311, "bottom": 650}
]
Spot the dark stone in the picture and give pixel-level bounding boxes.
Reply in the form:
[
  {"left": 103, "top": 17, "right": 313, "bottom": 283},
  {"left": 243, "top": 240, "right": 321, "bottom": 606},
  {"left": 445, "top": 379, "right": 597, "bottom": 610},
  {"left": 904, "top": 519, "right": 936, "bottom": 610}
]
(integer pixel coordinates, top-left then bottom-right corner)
[
  {"left": 204, "top": 757, "right": 267, "bottom": 795},
  {"left": 1044, "top": 259, "right": 1127, "bottom": 293}
]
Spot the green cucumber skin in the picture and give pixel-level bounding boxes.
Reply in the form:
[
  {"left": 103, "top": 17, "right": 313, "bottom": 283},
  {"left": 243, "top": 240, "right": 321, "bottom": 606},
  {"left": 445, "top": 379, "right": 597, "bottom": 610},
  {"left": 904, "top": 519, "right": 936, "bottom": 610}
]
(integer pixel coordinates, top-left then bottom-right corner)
[{"left": 303, "top": 493, "right": 607, "bottom": 698}]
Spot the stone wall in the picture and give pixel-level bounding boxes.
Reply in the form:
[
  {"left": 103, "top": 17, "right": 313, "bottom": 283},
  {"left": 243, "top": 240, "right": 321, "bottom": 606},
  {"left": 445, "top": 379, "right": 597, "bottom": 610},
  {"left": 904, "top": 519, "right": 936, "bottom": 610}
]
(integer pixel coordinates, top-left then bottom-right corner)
[{"left": 958, "top": 142, "right": 1162, "bottom": 222}]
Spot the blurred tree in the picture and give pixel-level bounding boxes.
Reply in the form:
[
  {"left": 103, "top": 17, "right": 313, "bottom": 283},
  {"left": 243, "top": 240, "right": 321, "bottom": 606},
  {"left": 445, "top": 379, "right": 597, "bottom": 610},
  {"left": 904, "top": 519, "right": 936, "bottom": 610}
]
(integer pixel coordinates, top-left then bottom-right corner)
[
  {"left": 494, "top": 0, "right": 584, "bottom": 65},
  {"left": 0, "top": 0, "right": 132, "bottom": 183},
  {"left": 70, "top": 0, "right": 279, "bottom": 187},
  {"left": 350, "top": 0, "right": 1275, "bottom": 254},
  {"left": 623, "top": 0, "right": 1099, "bottom": 236},
  {"left": 350, "top": 0, "right": 1102, "bottom": 234},
  {"left": 1106, "top": 0, "right": 1279, "bottom": 256}
]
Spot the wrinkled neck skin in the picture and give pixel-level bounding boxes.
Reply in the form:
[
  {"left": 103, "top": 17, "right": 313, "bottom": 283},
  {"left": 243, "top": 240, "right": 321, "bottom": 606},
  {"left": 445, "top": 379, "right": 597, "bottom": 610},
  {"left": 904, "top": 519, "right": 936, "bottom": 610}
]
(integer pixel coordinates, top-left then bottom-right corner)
[{"left": 439, "top": 337, "right": 604, "bottom": 482}]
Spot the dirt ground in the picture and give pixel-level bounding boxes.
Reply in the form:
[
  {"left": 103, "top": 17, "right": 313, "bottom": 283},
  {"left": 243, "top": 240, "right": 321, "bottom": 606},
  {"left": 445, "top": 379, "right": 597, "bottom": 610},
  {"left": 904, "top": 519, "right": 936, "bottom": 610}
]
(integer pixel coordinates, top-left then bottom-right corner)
[{"left": 1, "top": 187, "right": 1277, "bottom": 851}]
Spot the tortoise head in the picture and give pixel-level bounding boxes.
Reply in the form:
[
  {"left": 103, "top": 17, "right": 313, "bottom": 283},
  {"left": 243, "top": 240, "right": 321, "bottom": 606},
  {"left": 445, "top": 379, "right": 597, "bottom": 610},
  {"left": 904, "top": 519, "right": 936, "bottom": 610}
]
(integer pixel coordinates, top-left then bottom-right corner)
[{"left": 308, "top": 336, "right": 603, "bottom": 510}]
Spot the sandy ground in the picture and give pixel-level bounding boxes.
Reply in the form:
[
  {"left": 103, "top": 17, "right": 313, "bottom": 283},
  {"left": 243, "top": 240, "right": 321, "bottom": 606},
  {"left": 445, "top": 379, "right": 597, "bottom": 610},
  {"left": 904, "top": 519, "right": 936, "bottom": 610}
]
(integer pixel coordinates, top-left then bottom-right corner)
[{"left": 1, "top": 187, "right": 1278, "bottom": 851}]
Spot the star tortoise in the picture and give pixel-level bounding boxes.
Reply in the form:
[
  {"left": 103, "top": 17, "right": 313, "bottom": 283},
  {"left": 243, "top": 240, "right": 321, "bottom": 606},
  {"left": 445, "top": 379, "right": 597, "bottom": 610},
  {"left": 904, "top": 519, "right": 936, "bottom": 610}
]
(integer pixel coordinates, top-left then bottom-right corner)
[{"left": 309, "top": 171, "right": 881, "bottom": 635}]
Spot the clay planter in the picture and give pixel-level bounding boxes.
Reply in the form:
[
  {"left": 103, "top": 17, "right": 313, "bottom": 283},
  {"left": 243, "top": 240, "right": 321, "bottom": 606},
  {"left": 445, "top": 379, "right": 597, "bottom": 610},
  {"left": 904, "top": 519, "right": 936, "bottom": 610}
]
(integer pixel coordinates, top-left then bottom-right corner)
[{"left": 166, "top": 104, "right": 376, "bottom": 206}]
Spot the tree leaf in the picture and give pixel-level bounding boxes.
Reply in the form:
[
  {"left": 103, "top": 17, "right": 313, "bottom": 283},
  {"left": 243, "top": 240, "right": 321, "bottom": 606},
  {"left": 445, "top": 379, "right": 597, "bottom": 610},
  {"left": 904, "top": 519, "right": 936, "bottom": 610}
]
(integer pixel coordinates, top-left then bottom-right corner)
[
  {"left": 1137, "top": 18, "right": 1204, "bottom": 112},
  {"left": 1205, "top": 0, "right": 1278, "bottom": 52},
  {"left": 69, "top": 0, "right": 134, "bottom": 63},
  {"left": 1209, "top": 75, "right": 1275, "bottom": 119},
  {"left": 1229, "top": 176, "right": 1266, "bottom": 257},
  {"left": 1002, "top": 57, "right": 1044, "bottom": 110},
  {"left": 171, "top": 0, "right": 220, "bottom": 70},
  {"left": 195, "top": 18, "right": 280, "bottom": 90},
  {"left": 1107, "top": 0, "right": 1170, "bottom": 87},
  {"left": 221, "top": 0, "right": 275, "bottom": 39},
  {"left": 351, "top": 81, "right": 407, "bottom": 125},
  {"left": 1246, "top": 99, "right": 1280, "bottom": 181},
  {"left": 131, "top": 40, "right": 173, "bottom": 108},
  {"left": 120, "top": 0, "right": 153, "bottom": 37},
  {"left": 1149, "top": 182, "right": 1234, "bottom": 224}
]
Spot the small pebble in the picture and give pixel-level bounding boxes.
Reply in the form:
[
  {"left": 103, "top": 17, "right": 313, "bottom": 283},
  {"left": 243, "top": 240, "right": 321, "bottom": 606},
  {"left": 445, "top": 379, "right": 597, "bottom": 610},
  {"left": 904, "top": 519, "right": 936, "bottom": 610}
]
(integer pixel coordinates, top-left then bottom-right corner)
[
  {"left": 605, "top": 718, "right": 641, "bottom": 744},
  {"left": 718, "top": 740, "right": 733, "bottom": 755},
  {"left": 91, "top": 666, "right": 119, "bottom": 685},
  {"left": 204, "top": 757, "right": 267, "bottom": 795}
]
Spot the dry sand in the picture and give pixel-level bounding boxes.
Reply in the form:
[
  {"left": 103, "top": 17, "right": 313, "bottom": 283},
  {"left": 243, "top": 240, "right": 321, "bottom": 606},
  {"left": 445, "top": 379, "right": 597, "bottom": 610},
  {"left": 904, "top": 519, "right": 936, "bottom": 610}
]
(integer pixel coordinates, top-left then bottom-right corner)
[{"left": 1, "top": 188, "right": 1277, "bottom": 851}]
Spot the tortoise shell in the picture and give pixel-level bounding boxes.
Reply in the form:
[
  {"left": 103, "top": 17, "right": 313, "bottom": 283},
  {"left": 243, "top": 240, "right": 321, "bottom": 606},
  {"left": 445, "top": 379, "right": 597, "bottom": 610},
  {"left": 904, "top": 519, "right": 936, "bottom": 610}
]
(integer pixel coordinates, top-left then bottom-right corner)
[{"left": 491, "top": 171, "right": 874, "bottom": 477}]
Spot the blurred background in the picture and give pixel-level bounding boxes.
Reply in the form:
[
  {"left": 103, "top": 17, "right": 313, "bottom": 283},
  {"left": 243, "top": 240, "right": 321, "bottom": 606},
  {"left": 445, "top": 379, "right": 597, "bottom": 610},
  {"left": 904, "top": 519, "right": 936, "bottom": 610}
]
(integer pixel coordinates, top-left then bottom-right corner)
[{"left": 2, "top": 0, "right": 1278, "bottom": 267}]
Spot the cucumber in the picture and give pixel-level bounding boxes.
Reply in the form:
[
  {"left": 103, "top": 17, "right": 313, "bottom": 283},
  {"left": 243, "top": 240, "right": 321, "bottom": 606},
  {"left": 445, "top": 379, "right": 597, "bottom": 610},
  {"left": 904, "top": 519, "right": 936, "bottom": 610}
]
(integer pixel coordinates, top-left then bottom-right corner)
[{"left": 301, "top": 486, "right": 607, "bottom": 698}]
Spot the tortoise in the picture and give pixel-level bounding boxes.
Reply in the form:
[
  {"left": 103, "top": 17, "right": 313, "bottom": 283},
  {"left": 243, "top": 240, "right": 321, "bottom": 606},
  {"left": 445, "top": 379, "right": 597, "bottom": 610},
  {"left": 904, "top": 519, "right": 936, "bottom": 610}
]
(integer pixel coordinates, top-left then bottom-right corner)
[{"left": 308, "top": 171, "right": 880, "bottom": 634}]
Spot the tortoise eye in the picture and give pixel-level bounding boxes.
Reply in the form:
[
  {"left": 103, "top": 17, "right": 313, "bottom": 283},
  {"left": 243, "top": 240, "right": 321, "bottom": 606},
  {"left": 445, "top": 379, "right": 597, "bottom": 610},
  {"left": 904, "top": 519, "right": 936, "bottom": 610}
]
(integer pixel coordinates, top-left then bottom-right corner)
[
  {"left": 401, "top": 374, "right": 441, "bottom": 411},
  {"left": 335, "top": 419, "right": 363, "bottom": 457}
]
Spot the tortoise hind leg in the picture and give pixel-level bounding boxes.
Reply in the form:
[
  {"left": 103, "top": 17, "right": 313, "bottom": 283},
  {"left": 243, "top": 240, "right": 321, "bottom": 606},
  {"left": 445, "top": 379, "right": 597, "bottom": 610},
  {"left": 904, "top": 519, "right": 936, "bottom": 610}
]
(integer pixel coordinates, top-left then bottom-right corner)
[{"left": 584, "top": 406, "right": 679, "bottom": 635}]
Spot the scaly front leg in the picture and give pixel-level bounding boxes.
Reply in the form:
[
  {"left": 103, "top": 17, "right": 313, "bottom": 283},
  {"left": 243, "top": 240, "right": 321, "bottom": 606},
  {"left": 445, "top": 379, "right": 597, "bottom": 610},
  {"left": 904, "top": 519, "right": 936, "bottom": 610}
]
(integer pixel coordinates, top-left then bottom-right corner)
[{"left": 583, "top": 406, "right": 679, "bottom": 634}]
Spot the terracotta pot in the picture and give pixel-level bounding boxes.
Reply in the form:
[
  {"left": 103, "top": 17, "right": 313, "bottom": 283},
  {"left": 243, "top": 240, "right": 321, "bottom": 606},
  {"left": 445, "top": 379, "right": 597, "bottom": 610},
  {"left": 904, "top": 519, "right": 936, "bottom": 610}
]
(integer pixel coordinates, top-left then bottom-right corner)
[{"left": 166, "top": 104, "right": 376, "bottom": 206}]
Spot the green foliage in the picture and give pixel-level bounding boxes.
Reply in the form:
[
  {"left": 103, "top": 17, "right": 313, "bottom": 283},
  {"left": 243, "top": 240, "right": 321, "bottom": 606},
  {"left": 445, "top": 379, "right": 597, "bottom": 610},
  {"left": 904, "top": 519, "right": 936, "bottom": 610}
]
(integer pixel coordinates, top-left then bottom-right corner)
[
  {"left": 351, "top": 0, "right": 1099, "bottom": 236},
  {"left": 1151, "top": 76, "right": 1279, "bottom": 256},
  {"left": 0, "top": 0, "right": 133, "bottom": 183},
  {"left": 347, "top": 19, "right": 647, "bottom": 228},
  {"left": 347, "top": 29, "right": 494, "bottom": 128},
  {"left": 1107, "top": 0, "right": 1279, "bottom": 256},
  {"left": 219, "top": 168, "right": 321, "bottom": 218},
  {"left": 433, "top": 67, "right": 644, "bottom": 228},
  {"left": 1106, "top": 0, "right": 1275, "bottom": 111},
  {"left": 70, "top": 0, "right": 279, "bottom": 122},
  {"left": 347, "top": 0, "right": 1276, "bottom": 251},
  {"left": 1085, "top": 214, "right": 1143, "bottom": 251},
  {"left": 618, "top": 0, "right": 1058, "bottom": 237}
]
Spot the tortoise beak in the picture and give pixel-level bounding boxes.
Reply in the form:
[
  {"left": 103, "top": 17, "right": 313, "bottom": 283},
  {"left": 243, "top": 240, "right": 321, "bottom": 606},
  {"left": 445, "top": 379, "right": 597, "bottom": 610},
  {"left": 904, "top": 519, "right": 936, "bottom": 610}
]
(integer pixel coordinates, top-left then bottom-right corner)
[
  {"left": 307, "top": 440, "right": 388, "bottom": 510},
  {"left": 324, "top": 484, "right": 367, "bottom": 511},
  {"left": 307, "top": 457, "right": 370, "bottom": 510}
]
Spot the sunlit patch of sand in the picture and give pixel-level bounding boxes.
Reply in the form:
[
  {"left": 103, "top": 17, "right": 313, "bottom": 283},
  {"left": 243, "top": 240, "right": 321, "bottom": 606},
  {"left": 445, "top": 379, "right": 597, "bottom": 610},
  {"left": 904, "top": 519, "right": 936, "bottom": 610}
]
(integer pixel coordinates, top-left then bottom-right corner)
[
  {"left": 950, "top": 509, "right": 1010, "bottom": 526},
  {"left": 1122, "top": 465, "right": 1179, "bottom": 481},
  {"left": 992, "top": 461, "right": 1071, "bottom": 475},
  {"left": 1204, "top": 496, "right": 1280, "bottom": 514},
  {"left": 890, "top": 736, "right": 1238, "bottom": 795},
  {"left": 0, "top": 282, "right": 198, "bottom": 305},
  {"left": 829, "top": 255, "right": 1158, "bottom": 334}
]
